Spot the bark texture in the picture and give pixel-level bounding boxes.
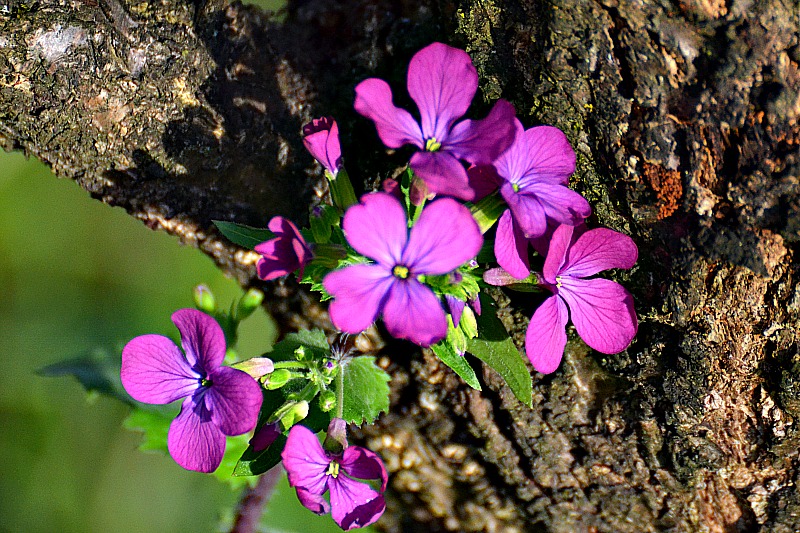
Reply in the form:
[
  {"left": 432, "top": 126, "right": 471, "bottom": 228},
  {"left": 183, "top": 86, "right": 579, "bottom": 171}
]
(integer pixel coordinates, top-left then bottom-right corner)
[{"left": 1, "top": 0, "right": 798, "bottom": 531}]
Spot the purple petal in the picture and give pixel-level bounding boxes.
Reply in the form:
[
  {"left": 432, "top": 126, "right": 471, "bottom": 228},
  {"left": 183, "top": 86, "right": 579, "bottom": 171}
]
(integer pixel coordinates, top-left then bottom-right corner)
[
  {"left": 562, "top": 228, "right": 638, "bottom": 277},
  {"left": 341, "top": 446, "right": 388, "bottom": 491},
  {"left": 172, "top": 309, "right": 226, "bottom": 373},
  {"left": 445, "top": 295, "right": 466, "bottom": 327},
  {"left": 343, "top": 193, "right": 408, "bottom": 266},
  {"left": 205, "top": 366, "right": 262, "bottom": 436},
  {"left": 525, "top": 295, "right": 569, "bottom": 374},
  {"left": 354, "top": 78, "right": 423, "bottom": 149},
  {"left": 496, "top": 124, "right": 576, "bottom": 185},
  {"left": 255, "top": 217, "right": 312, "bottom": 281},
  {"left": 403, "top": 197, "right": 482, "bottom": 274},
  {"left": 558, "top": 277, "right": 638, "bottom": 354},
  {"left": 407, "top": 42, "right": 477, "bottom": 141},
  {"left": 296, "top": 487, "right": 331, "bottom": 516},
  {"left": 501, "top": 182, "right": 548, "bottom": 239},
  {"left": 382, "top": 280, "right": 447, "bottom": 346},
  {"left": 168, "top": 394, "right": 226, "bottom": 472},
  {"left": 469, "top": 295, "right": 481, "bottom": 316},
  {"left": 494, "top": 209, "right": 530, "bottom": 279},
  {"left": 466, "top": 164, "right": 502, "bottom": 201},
  {"left": 302, "top": 116, "right": 342, "bottom": 175},
  {"left": 329, "top": 475, "right": 385, "bottom": 531},
  {"left": 446, "top": 99, "right": 517, "bottom": 164},
  {"left": 282, "top": 425, "right": 331, "bottom": 496},
  {"left": 249, "top": 422, "right": 281, "bottom": 452},
  {"left": 542, "top": 224, "right": 574, "bottom": 284},
  {"left": 121, "top": 334, "right": 200, "bottom": 404},
  {"left": 536, "top": 182, "right": 592, "bottom": 226},
  {"left": 324, "top": 264, "right": 395, "bottom": 335},
  {"left": 409, "top": 151, "right": 473, "bottom": 200}
]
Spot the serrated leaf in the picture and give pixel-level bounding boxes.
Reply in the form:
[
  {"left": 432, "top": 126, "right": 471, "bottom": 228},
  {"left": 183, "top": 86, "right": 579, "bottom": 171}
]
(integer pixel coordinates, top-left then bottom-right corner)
[
  {"left": 467, "top": 294, "right": 532, "bottom": 407},
  {"left": 431, "top": 341, "right": 481, "bottom": 391},
  {"left": 213, "top": 221, "right": 274, "bottom": 250},
  {"left": 38, "top": 347, "right": 133, "bottom": 405},
  {"left": 339, "top": 356, "right": 390, "bottom": 425}
]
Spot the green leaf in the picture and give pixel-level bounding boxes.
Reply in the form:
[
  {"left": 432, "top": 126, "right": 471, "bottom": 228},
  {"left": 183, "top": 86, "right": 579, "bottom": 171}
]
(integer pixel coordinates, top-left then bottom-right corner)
[
  {"left": 123, "top": 408, "right": 174, "bottom": 453},
  {"left": 467, "top": 294, "right": 533, "bottom": 407},
  {"left": 38, "top": 346, "right": 133, "bottom": 405},
  {"left": 431, "top": 341, "right": 481, "bottom": 391},
  {"left": 339, "top": 356, "right": 390, "bottom": 425},
  {"left": 233, "top": 433, "right": 288, "bottom": 477},
  {"left": 213, "top": 221, "right": 274, "bottom": 250},
  {"left": 266, "top": 329, "right": 330, "bottom": 362}
]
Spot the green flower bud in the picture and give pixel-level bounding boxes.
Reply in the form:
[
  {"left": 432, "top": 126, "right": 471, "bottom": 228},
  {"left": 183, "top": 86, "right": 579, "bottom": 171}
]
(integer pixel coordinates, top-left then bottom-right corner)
[
  {"left": 236, "top": 288, "right": 264, "bottom": 319},
  {"left": 294, "top": 345, "right": 308, "bottom": 362},
  {"left": 279, "top": 400, "right": 309, "bottom": 431},
  {"left": 264, "top": 368, "right": 291, "bottom": 390},
  {"left": 193, "top": 284, "right": 216, "bottom": 313},
  {"left": 232, "top": 357, "right": 274, "bottom": 378},
  {"left": 319, "top": 389, "right": 336, "bottom": 412}
]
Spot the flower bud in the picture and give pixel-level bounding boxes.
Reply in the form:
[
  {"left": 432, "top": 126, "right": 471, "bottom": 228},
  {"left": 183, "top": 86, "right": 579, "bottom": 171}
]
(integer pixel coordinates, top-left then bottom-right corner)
[
  {"left": 193, "top": 284, "right": 216, "bottom": 313},
  {"left": 279, "top": 400, "right": 309, "bottom": 431},
  {"left": 323, "top": 418, "right": 348, "bottom": 454},
  {"left": 319, "top": 390, "right": 336, "bottom": 412},
  {"left": 264, "top": 368, "right": 291, "bottom": 390},
  {"left": 249, "top": 422, "right": 281, "bottom": 452},
  {"left": 232, "top": 357, "right": 274, "bottom": 378},
  {"left": 236, "top": 288, "right": 263, "bottom": 320}
]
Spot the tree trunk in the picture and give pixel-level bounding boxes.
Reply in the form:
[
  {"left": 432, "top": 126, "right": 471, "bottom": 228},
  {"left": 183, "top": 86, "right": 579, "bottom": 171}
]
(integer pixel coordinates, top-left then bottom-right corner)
[{"left": 2, "top": 0, "right": 798, "bottom": 531}]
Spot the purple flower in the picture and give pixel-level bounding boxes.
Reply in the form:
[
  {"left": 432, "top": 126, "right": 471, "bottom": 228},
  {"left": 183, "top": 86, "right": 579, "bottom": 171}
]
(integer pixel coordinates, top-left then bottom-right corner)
[
  {"left": 255, "top": 216, "right": 312, "bottom": 280},
  {"left": 472, "top": 121, "right": 592, "bottom": 279},
  {"left": 282, "top": 423, "right": 387, "bottom": 531},
  {"left": 303, "top": 116, "right": 342, "bottom": 176},
  {"left": 121, "top": 309, "right": 263, "bottom": 472},
  {"left": 526, "top": 224, "right": 638, "bottom": 374},
  {"left": 354, "top": 42, "right": 516, "bottom": 200},
  {"left": 323, "top": 193, "right": 482, "bottom": 346}
]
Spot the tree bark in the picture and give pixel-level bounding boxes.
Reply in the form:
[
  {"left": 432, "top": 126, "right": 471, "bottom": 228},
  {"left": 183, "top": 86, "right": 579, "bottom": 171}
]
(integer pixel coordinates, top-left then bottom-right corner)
[{"left": 2, "top": 0, "right": 798, "bottom": 531}]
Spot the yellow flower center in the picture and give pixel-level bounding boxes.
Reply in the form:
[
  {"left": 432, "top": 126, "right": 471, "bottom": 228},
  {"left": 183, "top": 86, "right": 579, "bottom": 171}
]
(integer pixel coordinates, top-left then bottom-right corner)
[
  {"left": 326, "top": 461, "right": 340, "bottom": 478},
  {"left": 393, "top": 265, "right": 410, "bottom": 279},
  {"left": 425, "top": 138, "right": 442, "bottom": 152},
  {"left": 556, "top": 276, "right": 562, "bottom": 288},
  {"left": 512, "top": 183, "right": 520, "bottom": 193}
]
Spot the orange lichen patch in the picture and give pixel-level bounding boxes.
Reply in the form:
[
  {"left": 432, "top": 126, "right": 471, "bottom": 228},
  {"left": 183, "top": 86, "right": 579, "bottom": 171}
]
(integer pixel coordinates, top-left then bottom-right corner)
[{"left": 643, "top": 161, "right": 683, "bottom": 219}]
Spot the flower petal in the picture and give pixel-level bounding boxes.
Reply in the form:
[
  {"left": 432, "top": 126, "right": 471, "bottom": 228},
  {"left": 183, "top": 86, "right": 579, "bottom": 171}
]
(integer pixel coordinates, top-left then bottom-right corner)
[
  {"left": 558, "top": 277, "right": 638, "bottom": 354},
  {"left": 354, "top": 78, "right": 423, "bottom": 149},
  {"left": 536, "top": 182, "right": 592, "bottom": 226},
  {"left": 302, "top": 116, "right": 342, "bottom": 175},
  {"left": 403, "top": 197, "right": 482, "bottom": 274},
  {"left": 446, "top": 99, "right": 517, "bottom": 164},
  {"left": 494, "top": 209, "right": 531, "bottom": 279},
  {"left": 341, "top": 445, "right": 389, "bottom": 491},
  {"left": 382, "top": 280, "right": 447, "bottom": 346},
  {"left": 168, "top": 394, "right": 226, "bottom": 472},
  {"left": 466, "top": 164, "right": 502, "bottom": 201},
  {"left": 255, "top": 217, "right": 312, "bottom": 280},
  {"left": 542, "top": 224, "right": 574, "bottom": 284},
  {"left": 121, "top": 334, "right": 200, "bottom": 404},
  {"left": 497, "top": 125, "right": 576, "bottom": 185},
  {"left": 525, "top": 295, "right": 569, "bottom": 374},
  {"left": 407, "top": 42, "right": 478, "bottom": 141},
  {"left": 296, "top": 487, "right": 331, "bottom": 516},
  {"left": 324, "top": 264, "right": 395, "bottom": 335},
  {"left": 502, "top": 182, "right": 548, "bottom": 239},
  {"left": 282, "top": 425, "right": 331, "bottom": 496},
  {"left": 329, "top": 475, "right": 385, "bottom": 531},
  {"left": 562, "top": 228, "right": 638, "bottom": 278},
  {"left": 409, "top": 151, "right": 473, "bottom": 200},
  {"left": 172, "top": 308, "right": 226, "bottom": 373},
  {"left": 343, "top": 193, "right": 408, "bottom": 266},
  {"left": 445, "top": 295, "right": 466, "bottom": 328},
  {"left": 205, "top": 366, "right": 262, "bottom": 436}
]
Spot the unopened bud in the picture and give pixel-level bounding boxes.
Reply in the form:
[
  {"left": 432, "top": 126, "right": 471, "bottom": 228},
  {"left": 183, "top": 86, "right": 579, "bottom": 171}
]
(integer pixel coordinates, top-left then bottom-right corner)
[
  {"left": 236, "top": 288, "right": 264, "bottom": 319},
  {"left": 193, "top": 284, "right": 216, "bottom": 313},
  {"left": 319, "top": 390, "right": 336, "bottom": 412},
  {"left": 294, "top": 346, "right": 308, "bottom": 361},
  {"left": 249, "top": 422, "right": 281, "bottom": 452},
  {"left": 323, "top": 418, "right": 348, "bottom": 454},
  {"left": 232, "top": 357, "right": 274, "bottom": 378},
  {"left": 264, "top": 368, "right": 291, "bottom": 389},
  {"left": 279, "top": 401, "right": 309, "bottom": 431}
]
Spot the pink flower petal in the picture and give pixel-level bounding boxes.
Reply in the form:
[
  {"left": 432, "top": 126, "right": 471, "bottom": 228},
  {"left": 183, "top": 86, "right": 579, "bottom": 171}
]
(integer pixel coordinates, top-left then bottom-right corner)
[
  {"left": 329, "top": 475, "right": 385, "bottom": 531},
  {"left": 445, "top": 295, "right": 466, "bottom": 327},
  {"left": 525, "top": 295, "right": 569, "bottom": 374},
  {"left": 466, "top": 164, "right": 502, "bottom": 201},
  {"left": 494, "top": 209, "right": 530, "bottom": 279},
  {"left": 382, "top": 280, "right": 447, "bottom": 347},
  {"left": 409, "top": 151, "right": 473, "bottom": 200},
  {"left": 403, "top": 197, "right": 482, "bottom": 274},
  {"left": 446, "top": 99, "right": 517, "bottom": 164},
  {"left": 542, "top": 224, "right": 574, "bottom": 284},
  {"left": 205, "top": 366, "right": 262, "bottom": 436},
  {"left": 172, "top": 309, "right": 226, "bottom": 373},
  {"left": 562, "top": 228, "right": 638, "bottom": 278},
  {"left": 167, "top": 394, "right": 226, "bottom": 472},
  {"left": 407, "top": 42, "right": 478, "bottom": 141},
  {"left": 282, "top": 425, "right": 331, "bottom": 496},
  {"left": 324, "top": 264, "right": 395, "bottom": 335},
  {"left": 354, "top": 79, "right": 423, "bottom": 149},
  {"left": 342, "top": 193, "right": 408, "bottom": 266},
  {"left": 502, "top": 184, "right": 548, "bottom": 239},
  {"left": 496, "top": 125, "right": 576, "bottom": 185},
  {"left": 121, "top": 334, "right": 200, "bottom": 404},
  {"left": 537, "top": 182, "right": 592, "bottom": 226},
  {"left": 296, "top": 487, "right": 331, "bottom": 516},
  {"left": 255, "top": 217, "right": 312, "bottom": 281},
  {"left": 341, "top": 446, "right": 388, "bottom": 491},
  {"left": 558, "top": 277, "right": 637, "bottom": 354},
  {"left": 302, "top": 117, "right": 342, "bottom": 175}
]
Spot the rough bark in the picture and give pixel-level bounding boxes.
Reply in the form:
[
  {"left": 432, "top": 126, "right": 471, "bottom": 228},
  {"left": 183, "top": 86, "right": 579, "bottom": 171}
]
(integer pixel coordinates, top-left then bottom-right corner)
[{"left": 1, "top": 0, "right": 798, "bottom": 531}]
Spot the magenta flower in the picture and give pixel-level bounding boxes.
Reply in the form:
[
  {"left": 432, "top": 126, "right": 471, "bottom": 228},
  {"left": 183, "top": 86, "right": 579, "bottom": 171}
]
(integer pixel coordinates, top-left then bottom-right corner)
[
  {"left": 526, "top": 224, "right": 638, "bottom": 374},
  {"left": 255, "top": 216, "right": 312, "bottom": 280},
  {"left": 121, "top": 309, "right": 263, "bottom": 472},
  {"left": 323, "top": 193, "right": 482, "bottom": 346},
  {"left": 282, "top": 423, "right": 387, "bottom": 531},
  {"left": 472, "top": 120, "right": 592, "bottom": 278},
  {"left": 354, "top": 42, "right": 516, "bottom": 200},
  {"left": 303, "top": 116, "right": 342, "bottom": 176}
]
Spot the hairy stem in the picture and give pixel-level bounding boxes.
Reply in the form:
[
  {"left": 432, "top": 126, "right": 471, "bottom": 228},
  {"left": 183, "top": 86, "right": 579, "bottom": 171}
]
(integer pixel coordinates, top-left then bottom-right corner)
[{"left": 229, "top": 465, "right": 283, "bottom": 533}]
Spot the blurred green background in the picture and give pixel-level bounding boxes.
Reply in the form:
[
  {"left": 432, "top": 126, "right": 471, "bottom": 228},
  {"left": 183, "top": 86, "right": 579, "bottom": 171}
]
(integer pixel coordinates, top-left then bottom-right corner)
[{"left": 0, "top": 149, "right": 348, "bottom": 533}]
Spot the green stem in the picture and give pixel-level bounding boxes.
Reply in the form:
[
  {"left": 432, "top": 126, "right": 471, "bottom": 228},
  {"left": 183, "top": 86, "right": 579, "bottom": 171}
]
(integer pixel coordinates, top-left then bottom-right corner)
[
  {"left": 335, "top": 365, "right": 345, "bottom": 420},
  {"left": 470, "top": 191, "right": 507, "bottom": 233}
]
